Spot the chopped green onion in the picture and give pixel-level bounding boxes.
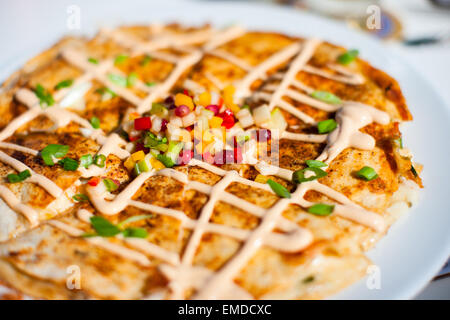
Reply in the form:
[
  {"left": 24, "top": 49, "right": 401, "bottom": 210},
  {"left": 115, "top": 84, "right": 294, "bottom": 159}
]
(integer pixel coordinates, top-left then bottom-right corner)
[
  {"left": 7, "top": 169, "right": 31, "bottom": 183},
  {"left": 134, "top": 163, "right": 142, "bottom": 175},
  {"left": 317, "top": 119, "right": 337, "bottom": 134},
  {"left": 41, "top": 144, "right": 69, "bottom": 166},
  {"left": 167, "top": 141, "right": 184, "bottom": 155},
  {"left": 117, "top": 214, "right": 153, "bottom": 228},
  {"left": 137, "top": 159, "right": 150, "bottom": 172},
  {"left": 396, "top": 137, "right": 403, "bottom": 149},
  {"left": 90, "top": 116, "right": 100, "bottom": 129},
  {"left": 144, "top": 132, "right": 166, "bottom": 148},
  {"left": 58, "top": 157, "right": 79, "bottom": 171},
  {"left": 103, "top": 178, "right": 118, "bottom": 192},
  {"left": 337, "top": 49, "right": 359, "bottom": 65},
  {"left": 157, "top": 154, "right": 175, "bottom": 168},
  {"left": 95, "top": 87, "right": 117, "bottom": 99},
  {"left": 356, "top": 166, "right": 378, "bottom": 181},
  {"left": 308, "top": 203, "right": 334, "bottom": 216},
  {"left": 310, "top": 91, "right": 342, "bottom": 105},
  {"left": 127, "top": 72, "right": 138, "bottom": 87},
  {"left": 146, "top": 82, "right": 156, "bottom": 87},
  {"left": 55, "top": 79, "right": 73, "bottom": 90},
  {"left": 94, "top": 154, "right": 106, "bottom": 168},
  {"left": 241, "top": 104, "right": 250, "bottom": 110},
  {"left": 305, "top": 160, "right": 327, "bottom": 168},
  {"left": 34, "top": 84, "right": 54, "bottom": 107},
  {"left": 114, "top": 54, "right": 129, "bottom": 65},
  {"left": 140, "top": 55, "right": 152, "bottom": 66},
  {"left": 154, "top": 144, "right": 168, "bottom": 152},
  {"left": 150, "top": 103, "right": 167, "bottom": 117},
  {"left": 267, "top": 179, "right": 291, "bottom": 198},
  {"left": 122, "top": 227, "right": 148, "bottom": 238},
  {"left": 411, "top": 165, "right": 418, "bottom": 177},
  {"left": 88, "top": 57, "right": 98, "bottom": 64},
  {"left": 236, "top": 134, "right": 250, "bottom": 145},
  {"left": 72, "top": 194, "right": 89, "bottom": 202},
  {"left": 107, "top": 73, "right": 127, "bottom": 87},
  {"left": 89, "top": 216, "right": 120, "bottom": 237},
  {"left": 80, "top": 154, "right": 93, "bottom": 169},
  {"left": 292, "top": 167, "right": 327, "bottom": 184}
]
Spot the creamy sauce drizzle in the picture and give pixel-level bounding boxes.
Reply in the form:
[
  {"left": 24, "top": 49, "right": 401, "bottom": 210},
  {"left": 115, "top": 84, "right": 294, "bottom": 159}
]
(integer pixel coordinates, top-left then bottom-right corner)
[{"left": 0, "top": 24, "right": 392, "bottom": 300}]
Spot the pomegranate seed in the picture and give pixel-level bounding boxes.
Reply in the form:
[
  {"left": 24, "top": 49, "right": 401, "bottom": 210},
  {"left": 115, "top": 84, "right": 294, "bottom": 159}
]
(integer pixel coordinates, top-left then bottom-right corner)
[
  {"left": 160, "top": 119, "right": 168, "bottom": 131},
  {"left": 203, "top": 151, "right": 215, "bottom": 164},
  {"left": 164, "top": 96, "right": 174, "bottom": 104},
  {"left": 175, "top": 105, "right": 190, "bottom": 117},
  {"left": 234, "top": 146, "right": 243, "bottom": 163},
  {"left": 206, "top": 104, "right": 220, "bottom": 115},
  {"left": 178, "top": 150, "right": 193, "bottom": 165},
  {"left": 257, "top": 129, "right": 271, "bottom": 142},
  {"left": 135, "top": 143, "right": 149, "bottom": 154}
]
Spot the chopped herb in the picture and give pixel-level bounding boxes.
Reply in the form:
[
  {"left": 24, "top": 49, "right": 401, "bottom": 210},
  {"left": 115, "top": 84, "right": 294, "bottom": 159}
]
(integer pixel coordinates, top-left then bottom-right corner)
[
  {"left": 90, "top": 116, "right": 100, "bottom": 129},
  {"left": 7, "top": 169, "right": 31, "bottom": 183},
  {"left": 411, "top": 165, "right": 418, "bottom": 177},
  {"left": 146, "top": 82, "right": 156, "bottom": 87},
  {"left": 94, "top": 154, "right": 106, "bottom": 168},
  {"left": 310, "top": 91, "right": 342, "bottom": 105},
  {"left": 302, "top": 275, "right": 315, "bottom": 284},
  {"left": 34, "top": 84, "right": 54, "bottom": 107},
  {"left": 80, "top": 154, "right": 93, "bottom": 169},
  {"left": 41, "top": 144, "right": 69, "bottom": 166},
  {"left": 308, "top": 203, "right": 334, "bottom": 216},
  {"left": 58, "top": 157, "right": 79, "bottom": 171},
  {"left": 305, "top": 160, "right": 327, "bottom": 168},
  {"left": 396, "top": 137, "right": 403, "bottom": 149},
  {"left": 140, "top": 55, "right": 152, "bottom": 66},
  {"left": 117, "top": 214, "right": 154, "bottom": 228},
  {"left": 122, "top": 227, "right": 148, "bottom": 238},
  {"left": 144, "top": 132, "right": 166, "bottom": 148},
  {"left": 72, "top": 194, "right": 89, "bottom": 202},
  {"left": 88, "top": 57, "right": 98, "bottom": 64},
  {"left": 317, "top": 119, "right": 337, "bottom": 134},
  {"left": 356, "top": 166, "right": 378, "bottom": 181},
  {"left": 114, "top": 54, "right": 129, "bottom": 65},
  {"left": 55, "top": 79, "right": 73, "bottom": 90},
  {"left": 292, "top": 167, "right": 327, "bottom": 184},
  {"left": 267, "top": 179, "right": 291, "bottom": 198},
  {"left": 107, "top": 73, "right": 127, "bottom": 87},
  {"left": 89, "top": 216, "right": 121, "bottom": 237},
  {"left": 127, "top": 72, "right": 138, "bottom": 87},
  {"left": 337, "top": 49, "right": 359, "bottom": 65},
  {"left": 103, "top": 178, "right": 118, "bottom": 192}
]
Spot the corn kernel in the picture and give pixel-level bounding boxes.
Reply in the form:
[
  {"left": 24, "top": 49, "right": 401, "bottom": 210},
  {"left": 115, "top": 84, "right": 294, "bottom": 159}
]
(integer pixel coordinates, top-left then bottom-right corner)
[
  {"left": 124, "top": 157, "right": 135, "bottom": 171},
  {"left": 198, "top": 92, "right": 211, "bottom": 106},
  {"left": 149, "top": 157, "right": 165, "bottom": 170},
  {"left": 175, "top": 93, "right": 194, "bottom": 110},
  {"left": 209, "top": 116, "right": 223, "bottom": 128},
  {"left": 255, "top": 174, "right": 269, "bottom": 184},
  {"left": 131, "top": 150, "right": 145, "bottom": 162}
]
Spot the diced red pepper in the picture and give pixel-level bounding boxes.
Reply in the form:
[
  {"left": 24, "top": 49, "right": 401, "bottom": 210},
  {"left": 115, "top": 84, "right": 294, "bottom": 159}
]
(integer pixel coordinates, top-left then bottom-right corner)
[
  {"left": 134, "top": 117, "right": 152, "bottom": 130},
  {"left": 128, "top": 134, "right": 140, "bottom": 142},
  {"left": 88, "top": 177, "right": 100, "bottom": 187},
  {"left": 221, "top": 115, "right": 235, "bottom": 129}
]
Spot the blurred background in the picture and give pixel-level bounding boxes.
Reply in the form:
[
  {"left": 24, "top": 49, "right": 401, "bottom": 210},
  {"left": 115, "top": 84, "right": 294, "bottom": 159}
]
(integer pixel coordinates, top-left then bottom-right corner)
[{"left": 0, "top": 0, "right": 449, "bottom": 299}]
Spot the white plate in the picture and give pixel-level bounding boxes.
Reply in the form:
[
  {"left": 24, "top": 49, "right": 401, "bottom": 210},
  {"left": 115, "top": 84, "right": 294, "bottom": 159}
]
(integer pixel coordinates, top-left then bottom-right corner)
[{"left": 1, "top": 0, "right": 449, "bottom": 300}]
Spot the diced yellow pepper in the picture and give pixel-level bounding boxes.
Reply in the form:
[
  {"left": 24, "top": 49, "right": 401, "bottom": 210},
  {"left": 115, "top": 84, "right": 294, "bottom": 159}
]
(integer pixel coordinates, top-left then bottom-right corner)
[
  {"left": 228, "top": 103, "right": 240, "bottom": 114},
  {"left": 175, "top": 93, "right": 194, "bottom": 110},
  {"left": 131, "top": 150, "right": 145, "bottom": 162},
  {"left": 255, "top": 174, "right": 269, "bottom": 184},
  {"left": 223, "top": 85, "right": 235, "bottom": 105},
  {"left": 124, "top": 157, "right": 136, "bottom": 171},
  {"left": 149, "top": 157, "right": 165, "bottom": 170},
  {"left": 203, "top": 130, "right": 214, "bottom": 143},
  {"left": 209, "top": 116, "right": 223, "bottom": 128},
  {"left": 198, "top": 92, "right": 211, "bottom": 106},
  {"left": 129, "top": 112, "right": 140, "bottom": 120}
]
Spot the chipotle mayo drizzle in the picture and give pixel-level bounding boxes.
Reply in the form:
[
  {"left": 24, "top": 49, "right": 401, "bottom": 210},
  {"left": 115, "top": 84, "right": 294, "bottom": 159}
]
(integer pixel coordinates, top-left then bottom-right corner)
[{"left": 0, "top": 25, "right": 392, "bottom": 299}]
